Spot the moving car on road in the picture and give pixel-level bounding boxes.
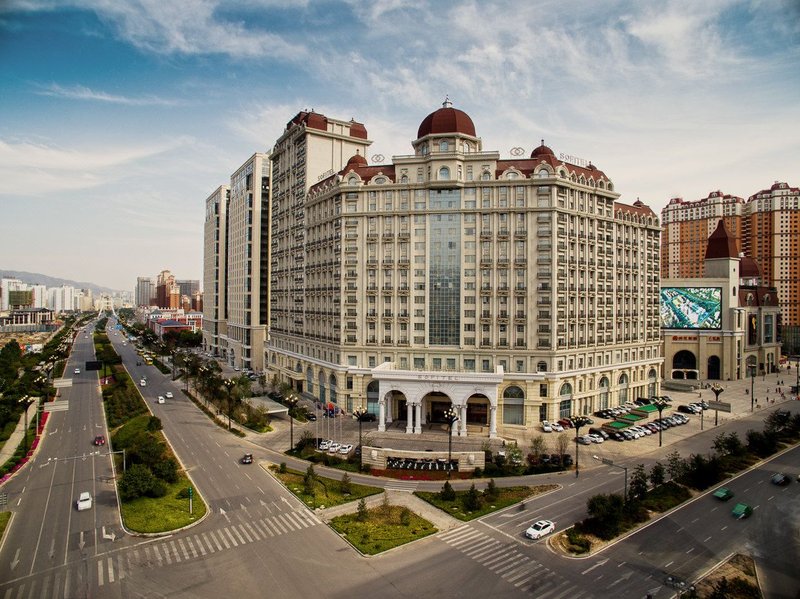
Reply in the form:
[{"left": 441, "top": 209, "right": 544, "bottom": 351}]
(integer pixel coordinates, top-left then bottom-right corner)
[
  {"left": 165, "top": 391, "right": 173, "bottom": 399},
  {"left": 76, "top": 492, "right": 92, "bottom": 511},
  {"left": 525, "top": 520, "right": 555, "bottom": 540},
  {"left": 241, "top": 453, "right": 253, "bottom": 464},
  {"left": 157, "top": 396, "right": 165, "bottom": 404},
  {"left": 93, "top": 435, "right": 106, "bottom": 446},
  {"left": 771, "top": 472, "right": 790, "bottom": 486}
]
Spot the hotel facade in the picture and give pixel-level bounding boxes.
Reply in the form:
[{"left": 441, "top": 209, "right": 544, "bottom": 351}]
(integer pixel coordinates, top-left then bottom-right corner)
[{"left": 262, "top": 102, "right": 663, "bottom": 438}]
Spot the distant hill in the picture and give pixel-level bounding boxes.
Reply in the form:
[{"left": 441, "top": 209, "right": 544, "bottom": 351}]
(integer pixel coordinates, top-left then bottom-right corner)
[{"left": 0, "top": 269, "right": 122, "bottom": 295}]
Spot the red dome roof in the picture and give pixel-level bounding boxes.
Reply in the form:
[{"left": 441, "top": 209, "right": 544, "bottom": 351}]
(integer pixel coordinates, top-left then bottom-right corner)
[
  {"left": 417, "top": 100, "right": 476, "bottom": 138},
  {"left": 345, "top": 151, "right": 367, "bottom": 169},
  {"left": 531, "top": 140, "right": 555, "bottom": 158}
]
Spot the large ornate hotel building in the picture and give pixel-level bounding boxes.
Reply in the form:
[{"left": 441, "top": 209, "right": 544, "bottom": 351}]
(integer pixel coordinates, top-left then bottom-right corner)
[{"left": 205, "top": 102, "right": 664, "bottom": 438}]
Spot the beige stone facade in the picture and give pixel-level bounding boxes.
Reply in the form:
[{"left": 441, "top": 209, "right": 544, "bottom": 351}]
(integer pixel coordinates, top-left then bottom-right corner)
[{"left": 265, "top": 103, "right": 663, "bottom": 438}]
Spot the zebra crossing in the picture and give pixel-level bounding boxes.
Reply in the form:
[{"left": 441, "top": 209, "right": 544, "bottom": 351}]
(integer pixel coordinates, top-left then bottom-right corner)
[
  {"left": 383, "top": 479, "right": 419, "bottom": 492},
  {"left": 439, "top": 526, "right": 588, "bottom": 597},
  {"left": 0, "top": 509, "right": 321, "bottom": 598}
]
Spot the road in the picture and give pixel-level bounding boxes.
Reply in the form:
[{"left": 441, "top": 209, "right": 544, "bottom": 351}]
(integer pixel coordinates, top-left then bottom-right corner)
[{"left": 0, "top": 318, "right": 797, "bottom": 597}]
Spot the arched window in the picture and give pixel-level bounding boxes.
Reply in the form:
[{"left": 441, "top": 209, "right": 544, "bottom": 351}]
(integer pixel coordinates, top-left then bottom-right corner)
[
  {"left": 439, "top": 140, "right": 449, "bottom": 152},
  {"left": 559, "top": 382, "right": 573, "bottom": 396},
  {"left": 647, "top": 368, "right": 657, "bottom": 398},
  {"left": 438, "top": 166, "right": 450, "bottom": 180},
  {"left": 502, "top": 385, "right": 525, "bottom": 425},
  {"left": 305, "top": 366, "right": 314, "bottom": 393},
  {"left": 537, "top": 169, "right": 550, "bottom": 178},
  {"left": 481, "top": 171, "right": 491, "bottom": 181},
  {"left": 617, "top": 373, "right": 629, "bottom": 405},
  {"left": 348, "top": 176, "right": 358, "bottom": 185},
  {"left": 318, "top": 371, "right": 327, "bottom": 404},
  {"left": 400, "top": 175, "right": 408, "bottom": 184},
  {"left": 599, "top": 376, "right": 609, "bottom": 409},
  {"left": 329, "top": 373, "right": 337, "bottom": 404}
]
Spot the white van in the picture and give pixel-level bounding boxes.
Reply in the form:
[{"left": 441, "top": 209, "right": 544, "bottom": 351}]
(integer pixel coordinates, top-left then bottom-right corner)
[{"left": 140, "top": 379, "right": 146, "bottom": 387}]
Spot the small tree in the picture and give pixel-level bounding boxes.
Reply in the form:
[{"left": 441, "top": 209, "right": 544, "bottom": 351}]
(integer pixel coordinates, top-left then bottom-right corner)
[
  {"left": 462, "top": 483, "right": 481, "bottom": 512},
  {"left": 400, "top": 507, "right": 411, "bottom": 526},
  {"left": 146, "top": 416, "right": 163, "bottom": 431},
  {"left": 666, "top": 449, "right": 685, "bottom": 482},
  {"left": 340, "top": 473, "right": 352, "bottom": 495},
  {"left": 555, "top": 433, "right": 570, "bottom": 461},
  {"left": 528, "top": 435, "right": 547, "bottom": 464},
  {"left": 440, "top": 480, "right": 456, "bottom": 501},
  {"left": 713, "top": 432, "right": 745, "bottom": 457},
  {"left": 303, "top": 464, "right": 317, "bottom": 495},
  {"left": 484, "top": 478, "right": 498, "bottom": 502},
  {"left": 649, "top": 462, "right": 665, "bottom": 488},
  {"left": 628, "top": 464, "right": 648, "bottom": 502},
  {"left": 381, "top": 492, "right": 391, "bottom": 516},
  {"left": 119, "top": 463, "right": 157, "bottom": 501},
  {"left": 356, "top": 498, "right": 368, "bottom": 522},
  {"left": 152, "top": 457, "right": 179, "bottom": 483}
]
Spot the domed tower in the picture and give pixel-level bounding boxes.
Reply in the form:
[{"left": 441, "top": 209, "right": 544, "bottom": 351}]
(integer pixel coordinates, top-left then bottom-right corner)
[{"left": 412, "top": 98, "right": 481, "bottom": 155}]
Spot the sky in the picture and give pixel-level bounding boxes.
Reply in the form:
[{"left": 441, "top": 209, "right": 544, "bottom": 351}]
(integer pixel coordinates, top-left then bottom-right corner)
[{"left": 1, "top": 0, "right": 798, "bottom": 292}]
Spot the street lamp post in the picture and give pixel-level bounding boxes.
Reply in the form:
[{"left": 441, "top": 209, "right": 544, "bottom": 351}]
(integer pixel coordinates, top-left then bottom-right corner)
[
  {"left": 570, "top": 416, "right": 591, "bottom": 477},
  {"left": 222, "top": 379, "right": 235, "bottom": 430},
  {"left": 353, "top": 409, "right": 366, "bottom": 470},
  {"left": 286, "top": 394, "right": 298, "bottom": 453},
  {"left": 443, "top": 407, "right": 459, "bottom": 478},
  {"left": 653, "top": 400, "right": 669, "bottom": 446},
  {"left": 19, "top": 395, "right": 32, "bottom": 454},
  {"left": 710, "top": 383, "right": 724, "bottom": 426},
  {"left": 750, "top": 365, "right": 755, "bottom": 411}
]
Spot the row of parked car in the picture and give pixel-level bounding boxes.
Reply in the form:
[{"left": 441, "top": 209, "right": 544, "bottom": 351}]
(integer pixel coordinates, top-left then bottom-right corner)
[
  {"left": 677, "top": 401, "right": 709, "bottom": 414},
  {"left": 541, "top": 418, "right": 595, "bottom": 433},
  {"left": 317, "top": 439, "right": 354, "bottom": 455}
]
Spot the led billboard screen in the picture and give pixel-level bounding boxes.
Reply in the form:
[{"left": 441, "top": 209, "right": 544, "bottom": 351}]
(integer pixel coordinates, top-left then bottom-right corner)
[{"left": 660, "top": 287, "right": 722, "bottom": 329}]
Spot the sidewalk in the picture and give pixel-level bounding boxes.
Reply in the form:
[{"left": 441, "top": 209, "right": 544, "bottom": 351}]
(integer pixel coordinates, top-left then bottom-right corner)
[{"left": 0, "top": 402, "right": 38, "bottom": 466}]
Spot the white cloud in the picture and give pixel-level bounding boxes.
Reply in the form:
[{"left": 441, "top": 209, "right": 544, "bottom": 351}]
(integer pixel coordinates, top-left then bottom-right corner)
[{"left": 36, "top": 83, "right": 180, "bottom": 106}]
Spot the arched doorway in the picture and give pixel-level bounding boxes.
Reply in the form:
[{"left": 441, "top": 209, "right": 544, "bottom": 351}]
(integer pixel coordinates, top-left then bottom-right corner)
[
  {"left": 707, "top": 356, "right": 721, "bottom": 380},
  {"left": 466, "top": 395, "right": 489, "bottom": 426},
  {"left": 425, "top": 392, "right": 452, "bottom": 423},
  {"left": 672, "top": 350, "right": 698, "bottom": 379}
]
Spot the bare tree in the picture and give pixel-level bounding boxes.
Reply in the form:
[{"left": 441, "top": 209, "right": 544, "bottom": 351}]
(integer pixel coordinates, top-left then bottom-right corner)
[
  {"left": 528, "top": 435, "right": 547, "bottom": 464},
  {"left": 555, "top": 433, "right": 570, "bottom": 461}
]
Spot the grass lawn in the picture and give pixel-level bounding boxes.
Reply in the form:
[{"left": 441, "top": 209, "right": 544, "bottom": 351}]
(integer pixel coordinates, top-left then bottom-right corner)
[
  {"left": 416, "top": 484, "right": 559, "bottom": 521},
  {"left": 0, "top": 511, "right": 11, "bottom": 541},
  {"left": 330, "top": 504, "right": 437, "bottom": 555},
  {"left": 271, "top": 465, "right": 383, "bottom": 509},
  {"left": 120, "top": 474, "right": 207, "bottom": 533}
]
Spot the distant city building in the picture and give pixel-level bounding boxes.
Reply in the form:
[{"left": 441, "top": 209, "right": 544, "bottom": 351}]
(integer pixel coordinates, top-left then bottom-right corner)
[
  {"left": 661, "top": 183, "right": 799, "bottom": 346},
  {"left": 31, "top": 284, "right": 47, "bottom": 308},
  {"left": 156, "top": 270, "right": 181, "bottom": 309},
  {"left": 0, "top": 278, "right": 26, "bottom": 311},
  {"left": 177, "top": 279, "right": 199, "bottom": 299},
  {"left": 219, "top": 153, "right": 271, "bottom": 372},
  {"left": 135, "top": 276, "right": 155, "bottom": 307},
  {"left": 202, "top": 185, "right": 229, "bottom": 360},
  {"left": 0, "top": 307, "right": 56, "bottom": 332},
  {"left": 661, "top": 220, "right": 781, "bottom": 380},
  {"left": 47, "top": 285, "right": 77, "bottom": 313}
]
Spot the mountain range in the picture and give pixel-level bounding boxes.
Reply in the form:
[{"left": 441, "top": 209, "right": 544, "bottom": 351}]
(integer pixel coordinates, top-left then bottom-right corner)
[{"left": 0, "top": 269, "right": 124, "bottom": 295}]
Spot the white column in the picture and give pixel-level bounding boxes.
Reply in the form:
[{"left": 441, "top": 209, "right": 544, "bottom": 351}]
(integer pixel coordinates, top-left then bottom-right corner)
[
  {"left": 489, "top": 405, "right": 497, "bottom": 438},
  {"left": 386, "top": 396, "right": 393, "bottom": 423},
  {"left": 414, "top": 403, "right": 422, "bottom": 434},
  {"left": 378, "top": 398, "right": 386, "bottom": 432},
  {"left": 459, "top": 404, "right": 468, "bottom": 436},
  {"left": 406, "top": 401, "right": 414, "bottom": 434}
]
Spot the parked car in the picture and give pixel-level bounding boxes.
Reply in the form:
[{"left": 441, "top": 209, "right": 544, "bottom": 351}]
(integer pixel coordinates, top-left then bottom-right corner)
[
  {"left": 76, "top": 492, "right": 92, "bottom": 511},
  {"left": 328, "top": 442, "right": 341, "bottom": 453},
  {"left": 241, "top": 453, "right": 253, "bottom": 464},
  {"left": 318, "top": 440, "right": 331, "bottom": 450},
  {"left": 557, "top": 419, "right": 573, "bottom": 429},
  {"left": 562, "top": 454, "right": 573, "bottom": 466},
  {"left": 305, "top": 411, "right": 317, "bottom": 421},
  {"left": 157, "top": 396, "right": 165, "bottom": 404},
  {"left": 587, "top": 433, "right": 604, "bottom": 444},
  {"left": 93, "top": 435, "right": 106, "bottom": 446},
  {"left": 165, "top": 391, "right": 173, "bottom": 399},
  {"left": 677, "top": 405, "right": 695, "bottom": 414},
  {"left": 525, "top": 520, "right": 555, "bottom": 540},
  {"left": 588, "top": 427, "right": 609, "bottom": 440},
  {"left": 339, "top": 443, "right": 353, "bottom": 455},
  {"left": 551, "top": 422, "right": 564, "bottom": 432},
  {"left": 610, "top": 432, "right": 625, "bottom": 442},
  {"left": 359, "top": 413, "right": 377, "bottom": 422},
  {"left": 576, "top": 435, "right": 592, "bottom": 445},
  {"left": 541, "top": 421, "right": 553, "bottom": 433}
]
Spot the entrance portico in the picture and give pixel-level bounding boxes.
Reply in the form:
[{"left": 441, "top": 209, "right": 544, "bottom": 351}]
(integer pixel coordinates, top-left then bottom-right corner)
[{"left": 372, "top": 363, "right": 504, "bottom": 438}]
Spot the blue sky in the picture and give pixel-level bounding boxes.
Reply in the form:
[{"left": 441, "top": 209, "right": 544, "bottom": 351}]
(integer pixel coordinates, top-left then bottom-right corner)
[{"left": 1, "top": 0, "right": 798, "bottom": 291}]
